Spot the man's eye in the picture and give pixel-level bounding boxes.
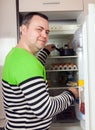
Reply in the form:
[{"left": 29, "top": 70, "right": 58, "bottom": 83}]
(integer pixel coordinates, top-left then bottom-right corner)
[
  {"left": 36, "top": 28, "right": 49, "bottom": 35},
  {"left": 37, "top": 28, "right": 42, "bottom": 32},
  {"left": 46, "top": 31, "right": 49, "bottom": 35}
]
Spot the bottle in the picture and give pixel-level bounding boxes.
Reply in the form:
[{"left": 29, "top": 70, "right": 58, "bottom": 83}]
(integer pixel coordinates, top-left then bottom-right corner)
[
  {"left": 67, "top": 71, "right": 73, "bottom": 82},
  {"left": 79, "top": 87, "right": 85, "bottom": 130}
]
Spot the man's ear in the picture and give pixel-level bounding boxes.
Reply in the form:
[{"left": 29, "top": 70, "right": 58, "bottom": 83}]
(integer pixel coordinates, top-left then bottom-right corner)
[{"left": 20, "top": 24, "right": 27, "bottom": 35}]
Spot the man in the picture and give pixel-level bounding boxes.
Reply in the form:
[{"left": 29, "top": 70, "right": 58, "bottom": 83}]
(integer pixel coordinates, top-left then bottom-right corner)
[{"left": 2, "top": 12, "right": 78, "bottom": 130}]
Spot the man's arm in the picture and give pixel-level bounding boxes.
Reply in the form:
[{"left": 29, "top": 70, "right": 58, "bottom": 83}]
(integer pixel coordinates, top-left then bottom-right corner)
[{"left": 36, "top": 44, "right": 55, "bottom": 65}]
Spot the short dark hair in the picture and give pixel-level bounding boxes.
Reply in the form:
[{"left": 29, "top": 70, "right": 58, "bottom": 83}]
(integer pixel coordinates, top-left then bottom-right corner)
[{"left": 21, "top": 12, "right": 48, "bottom": 26}]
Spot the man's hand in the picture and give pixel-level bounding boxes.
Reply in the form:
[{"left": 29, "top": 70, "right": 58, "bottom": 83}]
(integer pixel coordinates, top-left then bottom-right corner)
[
  {"left": 68, "top": 87, "right": 79, "bottom": 98},
  {"left": 44, "top": 44, "right": 55, "bottom": 52}
]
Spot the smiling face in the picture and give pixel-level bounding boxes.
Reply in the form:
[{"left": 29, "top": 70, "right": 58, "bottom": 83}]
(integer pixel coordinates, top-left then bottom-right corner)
[{"left": 19, "top": 15, "right": 49, "bottom": 54}]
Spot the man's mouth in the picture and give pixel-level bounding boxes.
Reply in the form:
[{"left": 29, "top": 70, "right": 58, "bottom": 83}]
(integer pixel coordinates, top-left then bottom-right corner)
[{"left": 39, "top": 39, "right": 46, "bottom": 43}]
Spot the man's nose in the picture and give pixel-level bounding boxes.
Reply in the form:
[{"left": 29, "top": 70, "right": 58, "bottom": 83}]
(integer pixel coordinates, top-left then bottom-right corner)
[{"left": 41, "top": 30, "right": 48, "bottom": 38}]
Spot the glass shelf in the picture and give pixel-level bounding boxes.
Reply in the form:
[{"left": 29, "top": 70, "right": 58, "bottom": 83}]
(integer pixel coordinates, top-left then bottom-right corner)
[
  {"left": 48, "top": 55, "right": 78, "bottom": 59},
  {"left": 48, "top": 86, "right": 78, "bottom": 89}
]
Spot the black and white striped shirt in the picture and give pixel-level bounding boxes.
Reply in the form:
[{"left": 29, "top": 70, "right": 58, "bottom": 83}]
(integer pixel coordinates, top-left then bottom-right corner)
[{"left": 2, "top": 48, "right": 75, "bottom": 130}]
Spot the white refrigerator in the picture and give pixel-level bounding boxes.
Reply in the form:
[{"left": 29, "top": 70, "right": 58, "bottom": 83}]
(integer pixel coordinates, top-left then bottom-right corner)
[{"left": 46, "top": 3, "right": 95, "bottom": 130}]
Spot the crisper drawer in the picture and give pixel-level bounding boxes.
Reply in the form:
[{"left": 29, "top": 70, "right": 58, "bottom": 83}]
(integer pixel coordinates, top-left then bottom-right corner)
[
  {"left": 54, "top": 106, "right": 77, "bottom": 123},
  {"left": 50, "top": 122, "right": 82, "bottom": 130},
  {"left": 49, "top": 89, "right": 79, "bottom": 123},
  {"left": 19, "top": 0, "right": 83, "bottom": 12}
]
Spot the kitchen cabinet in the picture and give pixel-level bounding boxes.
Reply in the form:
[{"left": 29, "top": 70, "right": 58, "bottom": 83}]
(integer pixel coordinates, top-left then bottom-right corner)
[
  {"left": 19, "top": 0, "right": 84, "bottom": 12},
  {"left": 18, "top": 0, "right": 84, "bottom": 20}
]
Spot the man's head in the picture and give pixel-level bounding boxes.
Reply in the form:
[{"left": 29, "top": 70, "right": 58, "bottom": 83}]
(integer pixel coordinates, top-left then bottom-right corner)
[
  {"left": 19, "top": 12, "right": 49, "bottom": 53},
  {"left": 21, "top": 12, "right": 48, "bottom": 26}
]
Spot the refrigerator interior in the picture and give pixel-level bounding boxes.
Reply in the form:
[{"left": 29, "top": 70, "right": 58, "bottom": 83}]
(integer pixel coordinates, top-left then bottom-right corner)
[{"left": 45, "top": 20, "right": 85, "bottom": 130}]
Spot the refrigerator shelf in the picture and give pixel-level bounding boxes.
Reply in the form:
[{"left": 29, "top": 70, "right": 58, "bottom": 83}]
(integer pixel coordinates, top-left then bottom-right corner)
[
  {"left": 48, "top": 86, "right": 78, "bottom": 89},
  {"left": 46, "top": 69, "right": 78, "bottom": 72},
  {"left": 48, "top": 55, "right": 78, "bottom": 59}
]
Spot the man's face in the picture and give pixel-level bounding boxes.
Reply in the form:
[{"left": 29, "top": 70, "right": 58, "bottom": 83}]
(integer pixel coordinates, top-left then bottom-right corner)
[{"left": 21, "top": 15, "right": 49, "bottom": 53}]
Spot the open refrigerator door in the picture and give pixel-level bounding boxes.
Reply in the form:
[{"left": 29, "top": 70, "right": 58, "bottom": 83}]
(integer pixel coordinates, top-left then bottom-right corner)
[
  {"left": 85, "top": 3, "right": 95, "bottom": 130},
  {"left": 79, "top": 3, "right": 95, "bottom": 130}
]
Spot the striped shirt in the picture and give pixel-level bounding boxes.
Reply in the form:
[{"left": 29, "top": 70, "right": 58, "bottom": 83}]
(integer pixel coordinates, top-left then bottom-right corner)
[{"left": 2, "top": 48, "right": 75, "bottom": 130}]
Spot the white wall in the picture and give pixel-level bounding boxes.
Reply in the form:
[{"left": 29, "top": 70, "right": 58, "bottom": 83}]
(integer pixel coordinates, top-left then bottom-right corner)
[
  {"left": 0, "top": 0, "right": 17, "bottom": 65},
  {"left": 0, "top": 0, "right": 17, "bottom": 127}
]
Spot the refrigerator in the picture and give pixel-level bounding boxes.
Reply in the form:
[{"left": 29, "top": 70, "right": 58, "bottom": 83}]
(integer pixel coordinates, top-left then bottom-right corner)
[
  {"left": 44, "top": 3, "right": 95, "bottom": 130},
  {"left": 46, "top": 16, "right": 85, "bottom": 130}
]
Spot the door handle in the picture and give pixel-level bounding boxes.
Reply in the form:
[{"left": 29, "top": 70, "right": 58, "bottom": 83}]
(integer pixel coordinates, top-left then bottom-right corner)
[{"left": 43, "top": 2, "right": 60, "bottom": 5}]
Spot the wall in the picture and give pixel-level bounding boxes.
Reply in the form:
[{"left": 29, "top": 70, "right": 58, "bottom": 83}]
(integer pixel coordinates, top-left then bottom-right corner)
[
  {"left": 0, "top": 0, "right": 17, "bottom": 127},
  {"left": 0, "top": 0, "right": 17, "bottom": 65}
]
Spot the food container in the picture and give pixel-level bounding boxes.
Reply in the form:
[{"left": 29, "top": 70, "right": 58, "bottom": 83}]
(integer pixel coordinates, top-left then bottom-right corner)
[{"left": 55, "top": 47, "right": 76, "bottom": 56}]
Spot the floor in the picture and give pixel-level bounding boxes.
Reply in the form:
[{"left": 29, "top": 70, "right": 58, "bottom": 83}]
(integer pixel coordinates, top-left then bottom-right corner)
[
  {"left": 0, "top": 119, "right": 5, "bottom": 130},
  {"left": 0, "top": 128, "right": 4, "bottom": 130}
]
